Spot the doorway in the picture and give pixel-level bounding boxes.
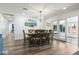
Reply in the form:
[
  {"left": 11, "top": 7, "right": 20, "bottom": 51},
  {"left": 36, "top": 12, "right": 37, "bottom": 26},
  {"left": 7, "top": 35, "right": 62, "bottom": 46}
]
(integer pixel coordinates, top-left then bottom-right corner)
[{"left": 8, "top": 21, "right": 15, "bottom": 42}]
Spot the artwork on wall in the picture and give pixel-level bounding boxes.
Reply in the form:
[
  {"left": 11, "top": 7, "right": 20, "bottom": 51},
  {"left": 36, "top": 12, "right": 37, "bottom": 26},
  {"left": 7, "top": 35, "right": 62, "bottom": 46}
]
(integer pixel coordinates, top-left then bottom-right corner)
[
  {"left": 25, "top": 19, "right": 37, "bottom": 27},
  {"left": 67, "top": 16, "right": 78, "bottom": 34},
  {"left": 68, "top": 23, "right": 77, "bottom": 33}
]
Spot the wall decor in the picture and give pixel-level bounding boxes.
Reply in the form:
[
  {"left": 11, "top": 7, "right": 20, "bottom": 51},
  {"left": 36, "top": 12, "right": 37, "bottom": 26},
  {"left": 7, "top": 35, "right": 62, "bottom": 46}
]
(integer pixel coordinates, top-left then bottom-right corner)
[
  {"left": 68, "top": 23, "right": 77, "bottom": 33},
  {"left": 25, "top": 19, "right": 37, "bottom": 27}
]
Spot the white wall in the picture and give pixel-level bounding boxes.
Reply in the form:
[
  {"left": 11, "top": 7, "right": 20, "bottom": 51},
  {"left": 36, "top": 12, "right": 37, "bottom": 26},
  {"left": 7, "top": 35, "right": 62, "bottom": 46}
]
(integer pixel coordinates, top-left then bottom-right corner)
[
  {"left": 14, "top": 14, "right": 42, "bottom": 40},
  {"left": 0, "top": 14, "right": 8, "bottom": 39},
  {"left": 14, "top": 15, "right": 25, "bottom": 40}
]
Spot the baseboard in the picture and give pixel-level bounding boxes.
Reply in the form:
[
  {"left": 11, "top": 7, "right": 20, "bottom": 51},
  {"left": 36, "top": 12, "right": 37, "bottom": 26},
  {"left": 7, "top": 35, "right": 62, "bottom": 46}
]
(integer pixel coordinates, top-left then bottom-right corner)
[
  {"left": 53, "top": 38, "right": 66, "bottom": 42},
  {"left": 14, "top": 39, "right": 23, "bottom": 41}
]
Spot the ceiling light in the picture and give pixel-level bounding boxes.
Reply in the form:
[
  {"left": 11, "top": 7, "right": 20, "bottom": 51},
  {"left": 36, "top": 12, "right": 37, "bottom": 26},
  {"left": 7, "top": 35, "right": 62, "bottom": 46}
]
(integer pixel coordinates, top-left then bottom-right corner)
[
  {"left": 63, "top": 7, "right": 67, "bottom": 10},
  {"left": 22, "top": 13, "right": 26, "bottom": 15}
]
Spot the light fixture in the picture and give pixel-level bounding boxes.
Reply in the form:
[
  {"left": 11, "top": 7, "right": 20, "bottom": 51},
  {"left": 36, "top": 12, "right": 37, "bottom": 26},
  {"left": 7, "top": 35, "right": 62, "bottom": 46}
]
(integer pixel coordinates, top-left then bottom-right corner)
[
  {"left": 22, "top": 8, "right": 28, "bottom": 16},
  {"left": 23, "top": 8, "right": 28, "bottom": 10},
  {"left": 22, "top": 13, "right": 26, "bottom": 15},
  {"left": 63, "top": 7, "right": 67, "bottom": 10},
  {"left": 40, "top": 11, "right": 42, "bottom": 22}
]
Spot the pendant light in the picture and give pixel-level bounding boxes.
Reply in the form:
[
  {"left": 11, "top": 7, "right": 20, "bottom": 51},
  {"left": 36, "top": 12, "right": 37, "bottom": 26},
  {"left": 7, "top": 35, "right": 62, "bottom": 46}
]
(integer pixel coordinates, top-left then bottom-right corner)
[{"left": 40, "top": 11, "right": 42, "bottom": 22}]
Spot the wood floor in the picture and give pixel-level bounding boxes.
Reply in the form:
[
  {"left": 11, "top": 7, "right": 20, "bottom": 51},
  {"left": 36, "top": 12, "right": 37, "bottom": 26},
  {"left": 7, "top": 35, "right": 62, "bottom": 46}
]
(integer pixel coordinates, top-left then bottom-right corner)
[{"left": 3, "top": 38, "right": 79, "bottom": 55}]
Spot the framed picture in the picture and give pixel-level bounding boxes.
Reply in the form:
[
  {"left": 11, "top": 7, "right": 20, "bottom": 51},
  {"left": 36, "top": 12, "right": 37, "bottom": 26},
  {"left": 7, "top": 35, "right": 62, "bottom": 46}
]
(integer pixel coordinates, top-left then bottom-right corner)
[
  {"left": 25, "top": 19, "right": 37, "bottom": 27},
  {"left": 68, "top": 23, "right": 77, "bottom": 33}
]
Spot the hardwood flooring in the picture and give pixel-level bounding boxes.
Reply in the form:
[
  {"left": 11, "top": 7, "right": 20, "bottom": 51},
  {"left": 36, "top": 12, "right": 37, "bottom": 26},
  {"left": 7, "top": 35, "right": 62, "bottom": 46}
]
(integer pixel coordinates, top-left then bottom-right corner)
[{"left": 3, "top": 38, "right": 79, "bottom": 55}]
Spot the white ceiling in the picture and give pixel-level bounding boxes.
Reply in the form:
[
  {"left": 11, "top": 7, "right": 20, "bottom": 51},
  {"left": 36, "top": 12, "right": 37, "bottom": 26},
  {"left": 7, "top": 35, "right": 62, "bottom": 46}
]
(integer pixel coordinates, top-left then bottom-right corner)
[{"left": 0, "top": 3, "right": 79, "bottom": 20}]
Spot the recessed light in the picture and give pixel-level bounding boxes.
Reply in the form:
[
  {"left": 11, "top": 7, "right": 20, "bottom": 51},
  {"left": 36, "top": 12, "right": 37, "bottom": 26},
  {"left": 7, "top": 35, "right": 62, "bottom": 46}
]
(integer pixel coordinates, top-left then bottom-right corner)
[{"left": 63, "top": 7, "right": 67, "bottom": 10}]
